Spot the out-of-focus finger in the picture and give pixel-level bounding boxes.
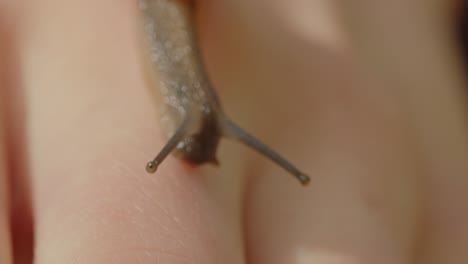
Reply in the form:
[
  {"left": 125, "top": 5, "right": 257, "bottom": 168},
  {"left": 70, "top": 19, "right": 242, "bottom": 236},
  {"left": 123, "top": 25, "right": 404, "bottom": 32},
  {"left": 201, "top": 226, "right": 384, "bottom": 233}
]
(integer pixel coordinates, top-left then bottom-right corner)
[
  {"left": 338, "top": 1, "right": 468, "bottom": 263},
  {"left": 199, "top": 0, "right": 422, "bottom": 263}
]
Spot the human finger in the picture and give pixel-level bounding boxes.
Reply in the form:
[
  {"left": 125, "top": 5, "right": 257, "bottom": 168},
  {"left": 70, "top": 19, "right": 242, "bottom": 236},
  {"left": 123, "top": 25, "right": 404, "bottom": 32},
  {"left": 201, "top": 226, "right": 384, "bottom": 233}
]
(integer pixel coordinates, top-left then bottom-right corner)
[
  {"left": 198, "top": 0, "right": 427, "bottom": 263},
  {"left": 20, "top": 0, "right": 245, "bottom": 263}
]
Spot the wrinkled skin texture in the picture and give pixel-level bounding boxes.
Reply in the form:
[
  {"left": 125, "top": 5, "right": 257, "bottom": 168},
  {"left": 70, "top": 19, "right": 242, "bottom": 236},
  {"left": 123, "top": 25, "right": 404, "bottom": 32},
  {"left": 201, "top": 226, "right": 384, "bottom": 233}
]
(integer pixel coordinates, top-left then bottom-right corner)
[{"left": 1, "top": 0, "right": 467, "bottom": 263}]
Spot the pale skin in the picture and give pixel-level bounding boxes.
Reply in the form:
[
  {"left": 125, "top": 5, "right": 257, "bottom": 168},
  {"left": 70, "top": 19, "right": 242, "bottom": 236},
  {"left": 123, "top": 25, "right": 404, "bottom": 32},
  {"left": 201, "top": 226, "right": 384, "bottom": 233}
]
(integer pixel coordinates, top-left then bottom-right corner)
[{"left": 1, "top": 0, "right": 468, "bottom": 263}]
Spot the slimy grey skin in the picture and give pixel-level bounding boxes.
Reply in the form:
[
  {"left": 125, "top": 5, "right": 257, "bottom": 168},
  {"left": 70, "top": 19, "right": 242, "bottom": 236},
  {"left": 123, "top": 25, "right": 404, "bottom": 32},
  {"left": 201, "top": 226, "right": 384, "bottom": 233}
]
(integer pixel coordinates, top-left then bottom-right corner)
[{"left": 139, "top": 0, "right": 310, "bottom": 185}]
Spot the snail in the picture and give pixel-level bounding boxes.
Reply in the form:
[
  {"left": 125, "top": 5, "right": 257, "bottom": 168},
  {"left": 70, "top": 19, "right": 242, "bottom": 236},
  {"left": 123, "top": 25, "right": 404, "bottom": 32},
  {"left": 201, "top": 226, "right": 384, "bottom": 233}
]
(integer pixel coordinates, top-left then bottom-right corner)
[{"left": 139, "top": 0, "right": 310, "bottom": 185}]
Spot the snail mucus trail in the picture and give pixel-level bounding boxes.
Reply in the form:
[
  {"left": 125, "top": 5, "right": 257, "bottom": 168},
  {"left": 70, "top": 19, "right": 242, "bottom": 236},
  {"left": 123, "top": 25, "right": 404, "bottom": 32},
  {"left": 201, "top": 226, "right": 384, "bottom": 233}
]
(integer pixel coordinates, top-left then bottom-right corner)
[{"left": 140, "top": 0, "right": 310, "bottom": 185}]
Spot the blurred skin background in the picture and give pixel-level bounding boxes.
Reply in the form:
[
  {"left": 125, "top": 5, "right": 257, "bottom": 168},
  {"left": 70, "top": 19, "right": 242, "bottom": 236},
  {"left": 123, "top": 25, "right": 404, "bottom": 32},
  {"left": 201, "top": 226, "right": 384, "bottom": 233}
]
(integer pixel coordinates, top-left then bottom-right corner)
[{"left": 1, "top": 0, "right": 468, "bottom": 263}]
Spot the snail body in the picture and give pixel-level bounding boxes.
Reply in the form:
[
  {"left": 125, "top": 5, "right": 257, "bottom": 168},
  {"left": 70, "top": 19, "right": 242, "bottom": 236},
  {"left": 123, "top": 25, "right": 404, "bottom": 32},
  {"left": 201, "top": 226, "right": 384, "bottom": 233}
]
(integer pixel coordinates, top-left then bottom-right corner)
[{"left": 140, "top": 0, "right": 310, "bottom": 185}]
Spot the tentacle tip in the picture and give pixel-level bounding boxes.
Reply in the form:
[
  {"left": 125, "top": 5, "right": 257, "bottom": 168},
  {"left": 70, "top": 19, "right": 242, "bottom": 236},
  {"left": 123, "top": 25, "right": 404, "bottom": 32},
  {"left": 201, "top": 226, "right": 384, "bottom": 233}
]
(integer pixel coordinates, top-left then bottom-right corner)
[
  {"left": 298, "top": 174, "right": 311, "bottom": 186},
  {"left": 146, "top": 161, "right": 158, "bottom": 173}
]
